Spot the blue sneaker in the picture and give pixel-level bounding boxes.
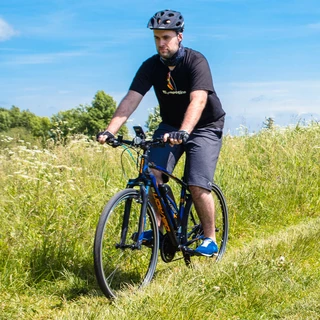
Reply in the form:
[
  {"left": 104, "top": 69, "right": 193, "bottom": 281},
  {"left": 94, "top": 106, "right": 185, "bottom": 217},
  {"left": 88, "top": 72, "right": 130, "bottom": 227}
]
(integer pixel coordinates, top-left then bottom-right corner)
[
  {"left": 195, "top": 238, "right": 218, "bottom": 257},
  {"left": 140, "top": 230, "right": 154, "bottom": 245}
]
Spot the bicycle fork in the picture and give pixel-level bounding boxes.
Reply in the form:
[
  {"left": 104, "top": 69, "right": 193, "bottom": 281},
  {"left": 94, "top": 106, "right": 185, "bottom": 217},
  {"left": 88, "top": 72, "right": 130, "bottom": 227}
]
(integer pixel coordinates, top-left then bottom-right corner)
[
  {"left": 135, "top": 185, "right": 149, "bottom": 248},
  {"left": 116, "top": 187, "right": 149, "bottom": 250}
]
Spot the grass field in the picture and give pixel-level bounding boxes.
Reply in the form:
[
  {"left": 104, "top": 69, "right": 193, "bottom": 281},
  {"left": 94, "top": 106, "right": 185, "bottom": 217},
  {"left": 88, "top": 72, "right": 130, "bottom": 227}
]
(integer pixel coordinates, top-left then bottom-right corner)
[{"left": 1, "top": 122, "right": 319, "bottom": 319}]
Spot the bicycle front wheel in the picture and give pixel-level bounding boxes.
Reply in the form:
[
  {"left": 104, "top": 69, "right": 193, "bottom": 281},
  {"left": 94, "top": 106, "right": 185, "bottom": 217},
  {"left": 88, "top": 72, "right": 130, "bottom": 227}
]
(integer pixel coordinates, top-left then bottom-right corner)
[
  {"left": 184, "top": 183, "right": 228, "bottom": 263},
  {"left": 94, "top": 188, "right": 159, "bottom": 299}
]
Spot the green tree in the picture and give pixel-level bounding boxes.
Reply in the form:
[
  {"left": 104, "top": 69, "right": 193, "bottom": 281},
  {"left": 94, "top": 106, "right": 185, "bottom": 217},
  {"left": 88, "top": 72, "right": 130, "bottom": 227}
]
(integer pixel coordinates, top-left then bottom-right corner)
[
  {"left": 0, "top": 108, "right": 11, "bottom": 131},
  {"left": 8, "top": 106, "right": 23, "bottom": 127},
  {"left": 263, "top": 117, "right": 275, "bottom": 130},
  {"left": 29, "top": 116, "right": 51, "bottom": 138},
  {"left": 50, "top": 90, "right": 128, "bottom": 139},
  {"left": 145, "top": 105, "right": 161, "bottom": 136},
  {"left": 85, "top": 91, "right": 118, "bottom": 136},
  {"left": 0, "top": 106, "right": 51, "bottom": 140},
  {"left": 50, "top": 106, "right": 87, "bottom": 138}
]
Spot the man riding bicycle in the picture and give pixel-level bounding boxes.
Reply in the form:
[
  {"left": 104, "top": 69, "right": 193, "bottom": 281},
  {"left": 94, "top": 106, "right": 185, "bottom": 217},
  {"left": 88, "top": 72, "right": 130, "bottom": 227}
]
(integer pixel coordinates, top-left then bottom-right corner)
[{"left": 97, "top": 9, "right": 226, "bottom": 257}]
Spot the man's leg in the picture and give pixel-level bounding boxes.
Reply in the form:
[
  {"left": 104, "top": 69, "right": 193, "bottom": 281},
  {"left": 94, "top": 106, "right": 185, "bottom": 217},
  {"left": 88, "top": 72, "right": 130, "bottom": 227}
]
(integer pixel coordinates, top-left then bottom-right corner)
[{"left": 189, "top": 185, "right": 216, "bottom": 242}]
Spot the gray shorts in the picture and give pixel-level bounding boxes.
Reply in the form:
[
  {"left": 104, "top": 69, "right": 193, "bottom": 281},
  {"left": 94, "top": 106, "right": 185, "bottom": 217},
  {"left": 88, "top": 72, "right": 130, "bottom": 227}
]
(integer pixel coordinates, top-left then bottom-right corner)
[{"left": 149, "top": 123, "right": 223, "bottom": 191}]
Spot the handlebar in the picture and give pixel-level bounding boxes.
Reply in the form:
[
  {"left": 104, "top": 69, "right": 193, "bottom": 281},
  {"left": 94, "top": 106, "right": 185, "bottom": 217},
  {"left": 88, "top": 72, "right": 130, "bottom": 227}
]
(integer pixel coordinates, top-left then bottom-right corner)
[{"left": 107, "top": 135, "right": 165, "bottom": 150}]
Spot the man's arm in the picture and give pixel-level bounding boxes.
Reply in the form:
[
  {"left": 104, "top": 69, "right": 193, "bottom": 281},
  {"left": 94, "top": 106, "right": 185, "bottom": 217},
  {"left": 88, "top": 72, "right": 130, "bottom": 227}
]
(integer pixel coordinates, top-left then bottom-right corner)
[
  {"left": 164, "top": 90, "right": 208, "bottom": 144},
  {"left": 98, "top": 90, "right": 143, "bottom": 143},
  {"left": 180, "top": 90, "right": 208, "bottom": 133}
]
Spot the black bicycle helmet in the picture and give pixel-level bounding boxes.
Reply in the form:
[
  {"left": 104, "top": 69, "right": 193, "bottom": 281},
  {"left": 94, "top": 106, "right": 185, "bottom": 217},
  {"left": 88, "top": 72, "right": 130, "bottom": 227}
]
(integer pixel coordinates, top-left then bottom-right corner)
[{"left": 147, "top": 9, "right": 184, "bottom": 32}]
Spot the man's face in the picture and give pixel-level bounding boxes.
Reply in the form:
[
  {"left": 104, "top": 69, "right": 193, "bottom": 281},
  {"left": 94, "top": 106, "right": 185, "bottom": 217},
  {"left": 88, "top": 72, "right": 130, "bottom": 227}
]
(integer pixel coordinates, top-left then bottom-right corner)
[{"left": 153, "top": 29, "right": 183, "bottom": 59}]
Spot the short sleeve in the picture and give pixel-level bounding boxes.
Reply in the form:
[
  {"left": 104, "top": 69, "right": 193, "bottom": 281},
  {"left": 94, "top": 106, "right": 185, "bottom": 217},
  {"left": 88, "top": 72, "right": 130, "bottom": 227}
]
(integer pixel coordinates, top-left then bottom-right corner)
[
  {"left": 189, "top": 53, "right": 214, "bottom": 94},
  {"left": 129, "top": 58, "right": 155, "bottom": 96}
]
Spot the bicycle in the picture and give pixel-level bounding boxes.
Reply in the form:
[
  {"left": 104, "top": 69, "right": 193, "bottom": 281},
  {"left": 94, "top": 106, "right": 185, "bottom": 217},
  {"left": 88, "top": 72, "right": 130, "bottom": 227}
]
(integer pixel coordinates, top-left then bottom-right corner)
[{"left": 94, "top": 126, "right": 228, "bottom": 299}]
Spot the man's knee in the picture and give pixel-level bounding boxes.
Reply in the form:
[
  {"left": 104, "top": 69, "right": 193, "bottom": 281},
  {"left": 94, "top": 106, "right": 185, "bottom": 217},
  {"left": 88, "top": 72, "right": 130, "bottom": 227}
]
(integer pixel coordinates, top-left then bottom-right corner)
[{"left": 189, "top": 185, "right": 209, "bottom": 199}]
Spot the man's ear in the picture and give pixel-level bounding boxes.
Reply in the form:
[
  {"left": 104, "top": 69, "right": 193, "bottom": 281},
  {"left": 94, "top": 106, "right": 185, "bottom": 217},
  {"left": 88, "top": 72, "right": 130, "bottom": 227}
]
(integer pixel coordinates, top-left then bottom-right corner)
[{"left": 178, "top": 32, "right": 183, "bottom": 42}]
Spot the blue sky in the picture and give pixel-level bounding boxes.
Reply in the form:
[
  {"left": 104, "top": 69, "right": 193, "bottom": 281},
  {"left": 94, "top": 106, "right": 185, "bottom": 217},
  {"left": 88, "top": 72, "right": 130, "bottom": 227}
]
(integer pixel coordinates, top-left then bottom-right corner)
[{"left": 1, "top": 0, "right": 319, "bottom": 134}]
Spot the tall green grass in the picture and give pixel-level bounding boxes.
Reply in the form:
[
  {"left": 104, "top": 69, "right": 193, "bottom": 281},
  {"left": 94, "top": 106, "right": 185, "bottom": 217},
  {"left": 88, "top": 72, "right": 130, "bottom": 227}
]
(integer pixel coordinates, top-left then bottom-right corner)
[{"left": 0, "top": 123, "right": 319, "bottom": 319}]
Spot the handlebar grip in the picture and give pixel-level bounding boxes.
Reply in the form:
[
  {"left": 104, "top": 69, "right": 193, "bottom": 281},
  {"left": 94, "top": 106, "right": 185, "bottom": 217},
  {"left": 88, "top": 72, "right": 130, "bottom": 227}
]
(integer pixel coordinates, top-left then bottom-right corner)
[{"left": 102, "top": 135, "right": 165, "bottom": 149}]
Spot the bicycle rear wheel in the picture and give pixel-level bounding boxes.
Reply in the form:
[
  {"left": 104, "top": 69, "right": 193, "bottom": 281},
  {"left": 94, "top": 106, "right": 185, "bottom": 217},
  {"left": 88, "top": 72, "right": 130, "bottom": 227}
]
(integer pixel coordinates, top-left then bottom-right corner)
[
  {"left": 184, "top": 183, "right": 228, "bottom": 263},
  {"left": 94, "top": 188, "right": 159, "bottom": 298}
]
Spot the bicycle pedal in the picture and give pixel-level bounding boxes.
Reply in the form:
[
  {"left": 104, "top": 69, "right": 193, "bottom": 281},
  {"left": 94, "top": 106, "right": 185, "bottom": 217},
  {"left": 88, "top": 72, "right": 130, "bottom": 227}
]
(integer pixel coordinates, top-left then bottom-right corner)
[
  {"left": 180, "top": 245, "right": 218, "bottom": 257},
  {"left": 179, "top": 245, "right": 196, "bottom": 256}
]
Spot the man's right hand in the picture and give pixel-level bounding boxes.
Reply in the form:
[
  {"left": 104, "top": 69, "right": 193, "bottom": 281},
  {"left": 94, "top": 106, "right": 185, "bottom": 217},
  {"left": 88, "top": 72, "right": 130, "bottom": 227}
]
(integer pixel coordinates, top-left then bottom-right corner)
[
  {"left": 96, "top": 130, "right": 115, "bottom": 144},
  {"left": 164, "top": 130, "right": 189, "bottom": 145}
]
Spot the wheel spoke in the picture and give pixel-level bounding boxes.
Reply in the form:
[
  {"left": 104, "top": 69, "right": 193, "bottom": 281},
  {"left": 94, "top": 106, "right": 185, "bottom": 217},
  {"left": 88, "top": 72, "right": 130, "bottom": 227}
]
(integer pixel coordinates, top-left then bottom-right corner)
[{"left": 94, "top": 189, "right": 159, "bottom": 298}]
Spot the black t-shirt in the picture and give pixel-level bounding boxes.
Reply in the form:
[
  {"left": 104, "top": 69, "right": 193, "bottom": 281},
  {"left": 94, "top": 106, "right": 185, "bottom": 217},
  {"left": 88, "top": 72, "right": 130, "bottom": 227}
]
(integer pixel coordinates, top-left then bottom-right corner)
[{"left": 129, "top": 48, "right": 225, "bottom": 129}]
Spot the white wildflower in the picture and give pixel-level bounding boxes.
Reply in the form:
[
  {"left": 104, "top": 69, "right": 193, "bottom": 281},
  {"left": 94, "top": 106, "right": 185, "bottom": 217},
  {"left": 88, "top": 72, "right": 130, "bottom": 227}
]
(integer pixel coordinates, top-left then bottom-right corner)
[{"left": 19, "top": 174, "right": 31, "bottom": 179}]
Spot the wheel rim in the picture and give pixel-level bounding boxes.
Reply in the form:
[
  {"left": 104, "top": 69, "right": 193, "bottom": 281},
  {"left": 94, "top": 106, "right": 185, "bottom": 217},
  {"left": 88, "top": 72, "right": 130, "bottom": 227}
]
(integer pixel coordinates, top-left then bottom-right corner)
[{"left": 94, "top": 190, "right": 158, "bottom": 298}]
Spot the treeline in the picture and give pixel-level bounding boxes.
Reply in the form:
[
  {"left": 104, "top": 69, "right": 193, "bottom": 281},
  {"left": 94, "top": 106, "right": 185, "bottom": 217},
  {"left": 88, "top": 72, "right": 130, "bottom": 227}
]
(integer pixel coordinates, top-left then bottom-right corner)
[{"left": 0, "top": 90, "right": 128, "bottom": 142}]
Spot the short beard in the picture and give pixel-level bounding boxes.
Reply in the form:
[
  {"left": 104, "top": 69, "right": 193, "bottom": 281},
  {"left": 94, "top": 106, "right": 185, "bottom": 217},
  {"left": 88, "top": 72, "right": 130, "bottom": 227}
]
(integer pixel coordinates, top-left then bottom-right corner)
[
  {"left": 157, "top": 49, "right": 175, "bottom": 60},
  {"left": 159, "top": 45, "right": 185, "bottom": 67}
]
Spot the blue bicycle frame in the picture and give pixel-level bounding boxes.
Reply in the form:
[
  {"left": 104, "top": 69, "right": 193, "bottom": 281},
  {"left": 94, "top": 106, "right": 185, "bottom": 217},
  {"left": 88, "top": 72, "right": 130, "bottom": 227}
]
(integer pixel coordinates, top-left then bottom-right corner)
[{"left": 126, "top": 150, "right": 192, "bottom": 249}]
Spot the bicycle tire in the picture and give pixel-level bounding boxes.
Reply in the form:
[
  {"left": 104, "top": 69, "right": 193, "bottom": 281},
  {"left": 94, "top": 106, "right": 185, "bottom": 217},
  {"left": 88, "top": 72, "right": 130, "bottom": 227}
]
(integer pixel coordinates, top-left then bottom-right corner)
[
  {"left": 183, "top": 183, "right": 228, "bottom": 263},
  {"left": 94, "top": 188, "right": 159, "bottom": 298}
]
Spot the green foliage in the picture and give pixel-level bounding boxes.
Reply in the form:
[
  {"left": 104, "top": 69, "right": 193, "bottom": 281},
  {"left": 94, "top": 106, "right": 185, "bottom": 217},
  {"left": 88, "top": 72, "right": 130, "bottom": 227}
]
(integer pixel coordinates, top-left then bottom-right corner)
[
  {"left": 263, "top": 117, "right": 275, "bottom": 130},
  {"left": 50, "top": 105, "right": 88, "bottom": 140},
  {"left": 0, "top": 128, "right": 43, "bottom": 149},
  {"left": 0, "top": 122, "right": 319, "bottom": 319},
  {"left": 86, "top": 91, "right": 118, "bottom": 136},
  {"left": 0, "top": 106, "right": 51, "bottom": 140},
  {"left": 50, "top": 90, "right": 129, "bottom": 140},
  {"left": 0, "top": 108, "right": 12, "bottom": 131},
  {"left": 145, "top": 105, "right": 161, "bottom": 136},
  {"left": 0, "top": 91, "right": 130, "bottom": 144}
]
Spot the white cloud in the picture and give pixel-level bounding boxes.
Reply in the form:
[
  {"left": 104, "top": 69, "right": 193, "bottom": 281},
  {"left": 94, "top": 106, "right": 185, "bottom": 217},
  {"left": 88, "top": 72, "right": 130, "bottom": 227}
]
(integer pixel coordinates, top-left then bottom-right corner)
[
  {"left": 223, "top": 80, "right": 320, "bottom": 113},
  {"left": 1, "top": 50, "right": 87, "bottom": 65},
  {"left": 307, "top": 22, "right": 320, "bottom": 30},
  {"left": 0, "top": 18, "right": 18, "bottom": 41},
  {"left": 218, "top": 80, "right": 320, "bottom": 133}
]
